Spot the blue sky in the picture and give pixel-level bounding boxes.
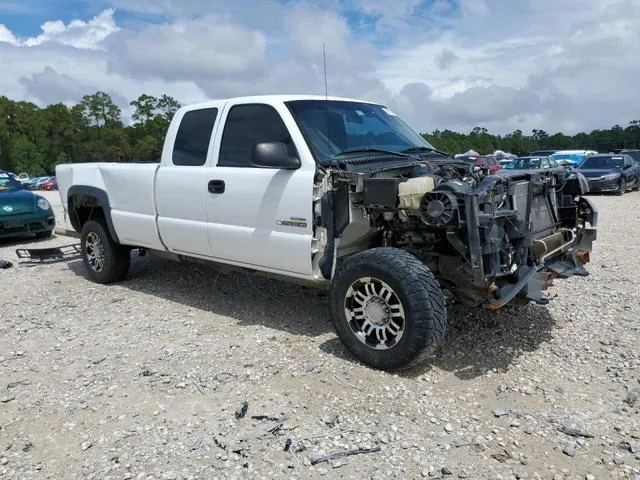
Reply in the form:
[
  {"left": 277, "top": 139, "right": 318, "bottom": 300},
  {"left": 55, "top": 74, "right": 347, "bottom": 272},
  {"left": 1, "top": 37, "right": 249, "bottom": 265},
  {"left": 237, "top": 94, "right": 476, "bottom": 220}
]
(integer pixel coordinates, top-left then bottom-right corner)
[
  {"left": 1, "top": 0, "right": 461, "bottom": 46},
  {"left": 0, "top": 0, "right": 638, "bottom": 135},
  {"left": 0, "top": 0, "right": 161, "bottom": 35}
]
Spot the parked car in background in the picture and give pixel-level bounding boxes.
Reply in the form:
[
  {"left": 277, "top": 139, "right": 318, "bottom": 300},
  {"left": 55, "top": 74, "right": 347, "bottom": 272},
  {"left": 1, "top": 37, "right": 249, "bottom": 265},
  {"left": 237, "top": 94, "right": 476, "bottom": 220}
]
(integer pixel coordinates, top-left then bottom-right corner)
[
  {"left": 549, "top": 150, "right": 597, "bottom": 167},
  {"left": 23, "top": 176, "right": 53, "bottom": 190},
  {"left": 0, "top": 170, "right": 55, "bottom": 239},
  {"left": 456, "top": 153, "right": 502, "bottom": 174},
  {"left": 492, "top": 150, "right": 515, "bottom": 168},
  {"left": 613, "top": 148, "right": 640, "bottom": 163},
  {"left": 40, "top": 177, "right": 58, "bottom": 191},
  {"left": 529, "top": 149, "right": 558, "bottom": 156},
  {"left": 16, "top": 172, "right": 29, "bottom": 184},
  {"left": 7, "top": 172, "right": 30, "bottom": 185},
  {"left": 578, "top": 154, "right": 640, "bottom": 195},
  {"left": 503, "top": 156, "right": 559, "bottom": 170}
]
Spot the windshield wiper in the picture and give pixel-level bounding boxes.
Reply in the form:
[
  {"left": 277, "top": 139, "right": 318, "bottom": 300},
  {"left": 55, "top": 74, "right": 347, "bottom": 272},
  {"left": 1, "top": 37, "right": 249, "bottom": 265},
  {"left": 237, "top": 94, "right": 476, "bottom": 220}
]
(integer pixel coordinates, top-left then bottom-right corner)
[
  {"left": 400, "top": 146, "right": 451, "bottom": 157},
  {"left": 333, "top": 148, "right": 420, "bottom": 160}
]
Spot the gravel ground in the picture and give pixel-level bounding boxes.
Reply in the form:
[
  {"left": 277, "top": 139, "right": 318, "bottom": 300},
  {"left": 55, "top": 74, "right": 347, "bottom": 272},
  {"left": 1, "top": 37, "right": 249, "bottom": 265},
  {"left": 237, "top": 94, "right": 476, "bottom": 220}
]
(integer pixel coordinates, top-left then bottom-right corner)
[{"left": 1, "top": 193, "right": 639, "bottom": 480}]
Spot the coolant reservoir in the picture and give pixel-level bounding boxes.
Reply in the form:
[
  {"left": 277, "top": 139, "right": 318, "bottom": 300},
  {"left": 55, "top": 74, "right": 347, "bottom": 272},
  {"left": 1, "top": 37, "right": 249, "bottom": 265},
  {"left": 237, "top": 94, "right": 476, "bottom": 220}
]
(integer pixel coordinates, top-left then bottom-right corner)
[{"left": 398, "top": 176, "right": 436, "bottom": 210}]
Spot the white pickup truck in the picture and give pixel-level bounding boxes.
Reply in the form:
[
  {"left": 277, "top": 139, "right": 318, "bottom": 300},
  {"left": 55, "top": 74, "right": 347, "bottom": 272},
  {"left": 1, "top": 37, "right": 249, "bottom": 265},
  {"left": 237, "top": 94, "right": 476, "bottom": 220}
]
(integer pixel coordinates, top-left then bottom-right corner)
[{"left": 56, "top": 94, "right": 598, "bottom": 370}]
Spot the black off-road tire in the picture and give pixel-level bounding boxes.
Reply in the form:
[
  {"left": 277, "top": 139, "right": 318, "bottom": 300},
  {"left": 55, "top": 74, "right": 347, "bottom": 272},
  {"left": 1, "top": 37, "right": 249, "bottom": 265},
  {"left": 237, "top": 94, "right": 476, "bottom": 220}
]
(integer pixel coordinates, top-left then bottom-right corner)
[
  {"left": 617, "top": 178, "right": 626, "bottom": 196},
  {"left": 80, "top": 219, "right": 130, "bottom": 284},
  {"left": 329, "top": 247, "right": 447, "bottom": 371}
]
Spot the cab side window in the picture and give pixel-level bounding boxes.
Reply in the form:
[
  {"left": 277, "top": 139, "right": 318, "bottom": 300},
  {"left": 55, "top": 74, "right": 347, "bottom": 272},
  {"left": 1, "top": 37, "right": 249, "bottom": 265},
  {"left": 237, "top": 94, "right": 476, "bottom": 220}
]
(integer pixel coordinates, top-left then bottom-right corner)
[
  {"left": 172, "top": 108, "right": 218, "bottom": 166},
  {"left": 218, "top": 104, "right": 297, "bottom": 167}
]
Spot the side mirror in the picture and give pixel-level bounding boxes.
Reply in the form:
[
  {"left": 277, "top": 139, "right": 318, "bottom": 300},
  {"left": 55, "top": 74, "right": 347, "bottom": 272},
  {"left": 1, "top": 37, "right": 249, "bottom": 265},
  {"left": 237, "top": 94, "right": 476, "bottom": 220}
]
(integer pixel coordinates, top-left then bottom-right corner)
[{"left": 250, "top": 142, "right": 300, "bottom": 170}]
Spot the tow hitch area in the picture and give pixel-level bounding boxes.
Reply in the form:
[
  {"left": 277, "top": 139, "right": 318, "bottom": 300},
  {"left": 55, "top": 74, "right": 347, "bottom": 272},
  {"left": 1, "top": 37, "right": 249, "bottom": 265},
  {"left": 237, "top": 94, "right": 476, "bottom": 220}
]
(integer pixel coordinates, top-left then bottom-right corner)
[{"left": 15, "top": 243, "right": 82, "bottom": 263}]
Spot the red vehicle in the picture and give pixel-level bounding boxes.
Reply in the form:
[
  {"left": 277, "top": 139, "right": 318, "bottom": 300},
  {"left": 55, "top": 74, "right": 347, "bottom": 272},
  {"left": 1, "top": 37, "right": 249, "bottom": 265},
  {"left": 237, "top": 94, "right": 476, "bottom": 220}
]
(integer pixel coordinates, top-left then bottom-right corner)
[
  {"left": 458, "top": 154, "right": 502, "bottom": 174},
  {"left": 40, "top": 177, "right": 58, "bottom": 191}
]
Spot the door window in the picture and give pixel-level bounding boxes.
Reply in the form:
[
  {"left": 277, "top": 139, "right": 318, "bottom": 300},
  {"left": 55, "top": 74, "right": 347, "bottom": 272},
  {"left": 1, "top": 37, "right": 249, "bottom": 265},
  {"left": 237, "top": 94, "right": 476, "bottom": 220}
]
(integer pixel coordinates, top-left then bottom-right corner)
[
  {"left": 172, "top": 108, "right": 218, "bottom": 166},
  {"left": 218, "top": 104, "right": 297, "bottom": 167}
]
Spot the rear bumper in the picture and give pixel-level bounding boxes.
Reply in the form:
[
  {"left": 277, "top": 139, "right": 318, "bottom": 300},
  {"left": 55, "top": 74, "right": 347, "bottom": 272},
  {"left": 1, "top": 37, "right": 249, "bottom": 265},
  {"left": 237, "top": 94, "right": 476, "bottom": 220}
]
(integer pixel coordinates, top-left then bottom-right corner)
[{"left": 0, "top": 211, "right": 55, "bottom": 238}]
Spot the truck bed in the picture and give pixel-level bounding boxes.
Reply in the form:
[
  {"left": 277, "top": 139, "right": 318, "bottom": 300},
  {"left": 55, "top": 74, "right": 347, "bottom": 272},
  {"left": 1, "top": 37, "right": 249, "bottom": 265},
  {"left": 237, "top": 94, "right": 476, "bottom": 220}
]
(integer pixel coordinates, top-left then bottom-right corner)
[{"left": 57, "top": 162, "right": 164, "bottom": 250}]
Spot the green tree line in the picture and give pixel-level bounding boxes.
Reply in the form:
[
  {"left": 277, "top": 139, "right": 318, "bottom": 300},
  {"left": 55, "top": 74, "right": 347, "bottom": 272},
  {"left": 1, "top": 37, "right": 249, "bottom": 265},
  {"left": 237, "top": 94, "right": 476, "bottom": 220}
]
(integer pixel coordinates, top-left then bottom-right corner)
[
  {"left": 0, "top": 92, "right": 180, "bottom": 175},
  {"left": 422, "top": 124, "right": 640, "bottom": 157},
  {"left": 1, "top": 91, "right": 639, "bottom": 176}
]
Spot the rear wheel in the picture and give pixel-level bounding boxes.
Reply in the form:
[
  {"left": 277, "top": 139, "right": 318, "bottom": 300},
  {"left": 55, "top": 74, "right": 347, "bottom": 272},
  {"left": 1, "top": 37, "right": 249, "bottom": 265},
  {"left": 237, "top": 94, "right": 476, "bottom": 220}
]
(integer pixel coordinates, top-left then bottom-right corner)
[
  {"left": 80, "top": 219, "right": 130, "bottom": 284},
  {"left": 329, "top": 247, "right": 447, "bottom": 371}
]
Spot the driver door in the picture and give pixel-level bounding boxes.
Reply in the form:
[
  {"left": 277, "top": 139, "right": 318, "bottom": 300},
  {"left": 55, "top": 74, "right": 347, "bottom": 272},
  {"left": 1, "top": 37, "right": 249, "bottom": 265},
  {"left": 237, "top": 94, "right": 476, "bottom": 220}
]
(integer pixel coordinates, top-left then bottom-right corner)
[{"left": 205, "top": 102, "right": 316, "bottom": 277}]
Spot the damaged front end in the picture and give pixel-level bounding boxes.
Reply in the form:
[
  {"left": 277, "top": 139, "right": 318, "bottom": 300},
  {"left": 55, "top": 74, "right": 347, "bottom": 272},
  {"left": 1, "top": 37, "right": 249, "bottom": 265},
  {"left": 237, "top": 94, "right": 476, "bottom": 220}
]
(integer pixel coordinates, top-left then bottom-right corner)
[
  {"left": 321, "top": 158, "right": 598, "bottom": 309},
  {"left": 412, "top": 167, "right": 598, "bottom": 309},
  {"left": 480, "top": 170, "right": 597, "bottom": 309}
]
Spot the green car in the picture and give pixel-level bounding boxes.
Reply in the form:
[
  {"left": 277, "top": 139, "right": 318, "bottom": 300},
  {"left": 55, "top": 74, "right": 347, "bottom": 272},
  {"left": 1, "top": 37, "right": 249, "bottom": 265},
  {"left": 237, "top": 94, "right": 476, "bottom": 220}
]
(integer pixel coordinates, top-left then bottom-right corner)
[{"left": 0, "top": 170, "right": 55, "bottom": 239}]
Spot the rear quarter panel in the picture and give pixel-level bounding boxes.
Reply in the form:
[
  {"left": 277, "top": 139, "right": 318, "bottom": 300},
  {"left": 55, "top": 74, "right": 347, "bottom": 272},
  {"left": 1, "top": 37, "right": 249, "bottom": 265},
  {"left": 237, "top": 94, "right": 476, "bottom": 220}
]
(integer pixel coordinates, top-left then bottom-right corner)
[{"left": 56, "top": 162, "right": 164, "bottom": 249}]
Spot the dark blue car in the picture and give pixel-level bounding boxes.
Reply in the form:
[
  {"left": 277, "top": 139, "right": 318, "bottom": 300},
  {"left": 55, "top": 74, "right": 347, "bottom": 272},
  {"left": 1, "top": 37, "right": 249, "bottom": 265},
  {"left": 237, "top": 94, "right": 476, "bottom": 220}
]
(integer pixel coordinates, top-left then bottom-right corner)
[{"left": 578, "top": 154, "right": 640, "bottom": 195}]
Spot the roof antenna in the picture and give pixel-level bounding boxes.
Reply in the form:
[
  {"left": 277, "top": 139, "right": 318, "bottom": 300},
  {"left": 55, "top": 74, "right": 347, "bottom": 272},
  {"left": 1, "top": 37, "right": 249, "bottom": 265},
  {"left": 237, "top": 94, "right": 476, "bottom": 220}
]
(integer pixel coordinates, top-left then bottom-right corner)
[{"left": 323, "top": 42, "right": 328, "bottom": 99}]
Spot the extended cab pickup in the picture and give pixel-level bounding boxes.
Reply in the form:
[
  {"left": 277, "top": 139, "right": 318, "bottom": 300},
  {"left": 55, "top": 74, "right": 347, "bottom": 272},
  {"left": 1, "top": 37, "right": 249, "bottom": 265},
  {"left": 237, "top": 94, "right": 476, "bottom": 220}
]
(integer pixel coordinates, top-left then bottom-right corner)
[{"left": 56, "top": 94, "right": 598, "bottom": 371}]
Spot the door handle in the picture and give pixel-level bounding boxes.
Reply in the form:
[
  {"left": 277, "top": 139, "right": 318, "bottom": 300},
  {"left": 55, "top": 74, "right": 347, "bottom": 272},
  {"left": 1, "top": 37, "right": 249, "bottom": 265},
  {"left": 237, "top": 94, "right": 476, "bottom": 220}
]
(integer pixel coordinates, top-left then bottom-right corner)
[{"left": 208, "top": 180, "right": 225, "bottom": 194}]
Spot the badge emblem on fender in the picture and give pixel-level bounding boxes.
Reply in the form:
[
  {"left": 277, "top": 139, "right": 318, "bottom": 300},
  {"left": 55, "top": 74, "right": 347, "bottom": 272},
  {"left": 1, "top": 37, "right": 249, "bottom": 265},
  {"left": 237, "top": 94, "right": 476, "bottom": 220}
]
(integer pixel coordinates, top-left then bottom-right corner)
[{"left": 276, "top": 217, "right": 307, "bottom": 228}]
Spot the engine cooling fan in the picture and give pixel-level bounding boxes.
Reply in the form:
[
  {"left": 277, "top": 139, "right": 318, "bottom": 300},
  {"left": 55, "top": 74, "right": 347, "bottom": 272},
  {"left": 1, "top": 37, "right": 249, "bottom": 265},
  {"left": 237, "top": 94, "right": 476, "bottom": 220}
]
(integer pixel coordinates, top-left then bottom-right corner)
[{"left": 420, "top": 191, "right": 458, "bottom": 227}]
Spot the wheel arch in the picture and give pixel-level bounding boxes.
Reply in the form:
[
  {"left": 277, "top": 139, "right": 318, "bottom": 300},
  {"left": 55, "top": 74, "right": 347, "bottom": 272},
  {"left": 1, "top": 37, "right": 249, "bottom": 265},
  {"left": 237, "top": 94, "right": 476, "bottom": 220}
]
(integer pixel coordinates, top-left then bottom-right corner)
[{"left": 67, "top": 185, "right": 120, "bottom": 243}]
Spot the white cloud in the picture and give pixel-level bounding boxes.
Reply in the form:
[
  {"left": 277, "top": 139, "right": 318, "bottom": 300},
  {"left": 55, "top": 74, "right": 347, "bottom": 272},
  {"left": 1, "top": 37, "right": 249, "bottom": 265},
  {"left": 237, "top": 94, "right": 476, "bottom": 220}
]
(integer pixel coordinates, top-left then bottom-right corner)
[
  {"left": 0, "top": 24, "right": 18, "bottom": 45},
  {"left": 106, "top": 16, "right": 268, "bottom": 81},
  {"left": 0, "top": 0, "right": 638, "bottom": 137},
  {"left": 1, "top": 8, "right": 118, "bottom": 49}
]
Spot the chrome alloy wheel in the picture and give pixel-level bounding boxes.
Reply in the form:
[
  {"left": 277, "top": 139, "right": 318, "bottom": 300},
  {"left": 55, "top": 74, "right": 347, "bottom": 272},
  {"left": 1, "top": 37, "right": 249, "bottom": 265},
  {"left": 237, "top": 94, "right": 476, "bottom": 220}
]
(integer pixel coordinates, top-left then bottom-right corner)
[
  {"left": 85, "top": 231, "right": 105, "bottom": 272},
  {"left": 344, "top": 277, "right": 406, "bottom": 350}
]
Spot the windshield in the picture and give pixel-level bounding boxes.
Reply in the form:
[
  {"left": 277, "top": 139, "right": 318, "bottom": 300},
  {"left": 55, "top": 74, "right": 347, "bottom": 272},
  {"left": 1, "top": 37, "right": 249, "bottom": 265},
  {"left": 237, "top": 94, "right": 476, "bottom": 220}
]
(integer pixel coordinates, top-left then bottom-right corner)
[
  {"left": 285, "top": 100, "right": 437, "bottom": 163},
  {"left": 580, "top": 156, "right": 624, "bottom": 169},
  {"left": 506, "top": 157, "right": 543, "bottom": 169},
  {"left": 0, "top": 173, "right": 22, "bottom": 192}
]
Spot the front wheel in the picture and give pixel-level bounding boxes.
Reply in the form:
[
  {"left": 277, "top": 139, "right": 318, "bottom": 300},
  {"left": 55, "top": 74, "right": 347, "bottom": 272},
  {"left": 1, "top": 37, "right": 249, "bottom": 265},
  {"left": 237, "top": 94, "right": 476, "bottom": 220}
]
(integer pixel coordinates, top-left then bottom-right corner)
[
  {"left": 80, "top": 219, "right": 130, "bottom": 284},
  {"left": 617, "top": 178, "right": 626, "bottom": 195},
  {"left": 329, "top": 248, "right": 447, "bottom": 371}
]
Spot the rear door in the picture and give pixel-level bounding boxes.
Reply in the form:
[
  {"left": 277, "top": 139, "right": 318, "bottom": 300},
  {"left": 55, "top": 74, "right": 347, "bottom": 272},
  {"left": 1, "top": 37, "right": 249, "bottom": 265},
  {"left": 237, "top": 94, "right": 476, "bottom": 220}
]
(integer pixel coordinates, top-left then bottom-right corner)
[
  {"left": 155, "top": 106, "right": 221, "bottom": 257},
  {"left": 205, "top": 101, "right": 316, "bottom": 277}
]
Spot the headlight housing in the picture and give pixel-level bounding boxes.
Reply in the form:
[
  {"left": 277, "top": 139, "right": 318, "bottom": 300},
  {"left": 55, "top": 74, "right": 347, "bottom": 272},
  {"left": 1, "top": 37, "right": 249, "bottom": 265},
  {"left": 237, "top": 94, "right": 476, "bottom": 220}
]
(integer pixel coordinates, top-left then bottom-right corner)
[
  {"left": 602, "top": 173, "right": 620, "bottom": 180},
  {"left": 37, "top": 197, "right": 50, "bottom": 210}
]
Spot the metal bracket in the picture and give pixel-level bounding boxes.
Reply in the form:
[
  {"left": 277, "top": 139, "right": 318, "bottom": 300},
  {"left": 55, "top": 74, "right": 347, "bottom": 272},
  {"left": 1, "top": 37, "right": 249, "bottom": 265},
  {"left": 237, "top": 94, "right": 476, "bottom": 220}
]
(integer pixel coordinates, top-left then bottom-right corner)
[{"left": 15, "top": 243, "right": 82, "bottom": 263}]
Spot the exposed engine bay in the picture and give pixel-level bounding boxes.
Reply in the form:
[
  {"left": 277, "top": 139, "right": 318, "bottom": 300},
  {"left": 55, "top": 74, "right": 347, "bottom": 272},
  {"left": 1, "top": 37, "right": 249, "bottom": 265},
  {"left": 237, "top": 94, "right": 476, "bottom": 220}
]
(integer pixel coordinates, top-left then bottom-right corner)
[{"left": 314, "top": 156, "right": 598, "bottom": 309}]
